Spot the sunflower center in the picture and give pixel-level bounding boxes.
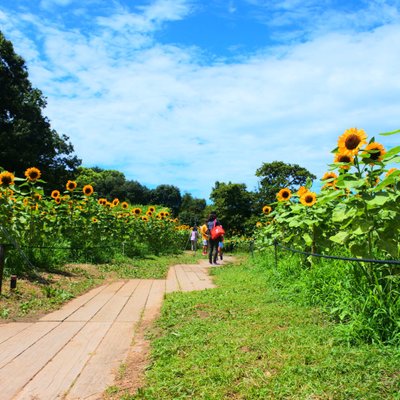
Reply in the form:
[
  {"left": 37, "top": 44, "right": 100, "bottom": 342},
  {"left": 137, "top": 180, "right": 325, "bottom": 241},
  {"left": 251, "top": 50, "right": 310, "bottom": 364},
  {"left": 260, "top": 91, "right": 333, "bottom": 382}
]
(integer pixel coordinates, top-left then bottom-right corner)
[
  {"left": 345, "top": 134, "right": 361, "bottom": 150},
  {"left": 339, "top": 155, "right": 351, "bottom": 163},
  {"left": 305, "top": 195, "right": 313, "bottom": 203},
  {"left": 370, "top": 150, "right": 380, "bottom": 161},
  {"left": 282, "top": 191, "right": 289, "bottom": 198}
]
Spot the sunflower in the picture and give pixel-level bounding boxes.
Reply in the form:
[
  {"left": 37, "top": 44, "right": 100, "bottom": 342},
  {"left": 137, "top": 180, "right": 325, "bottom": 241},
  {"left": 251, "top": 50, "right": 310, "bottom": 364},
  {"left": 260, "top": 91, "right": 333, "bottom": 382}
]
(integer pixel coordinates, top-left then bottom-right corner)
[
  {"left": 0, "top": 171, "right": 15, "bottom": 186},
  {"left": 164, "top": 211, "right": 170, "bottom": 217},
  {"left": 83, "top": 185, "right": 94, "bottom": 196},
  {"left": 24, "top": 167, "right": 41, "bottom": 182},
  {"left": 362, "top": 142, "right": 386, "bottom": 164},
  {"left": 112, "top": 198, "right": 119, "bottom": 206},
  {"left": 297, "top": 186, "right": 308, "bottom": 197},
  {"left": 98, "top": 198, "right": 107, "bottom": 205},
  {"left": 92, "top": 217, "right": 98, "bottom": 223},
  {"left": 256, "top": 222, "right": 263, "bottom": 228},
  {"left": 148, "top": 206, "right": 156, "bottom": 213},
  {"left": 321, "top": 172, "right": 338, "bottom": 187},
  {"left": 33, "top": 193, "right": 42, "bottom": 201},
  {"left": 146, "top": 210, "right": 153, "bottom": 216},
  {"left": 133, "top": 207, "right": 142, "bottom": 215},
  {"left": 54, "top": 197, "right": 61, "bottom": 204},
  {"left": 141, "top": 215, "right": 149, "bottom": 222},
  {"left": 262, "top": 205, "right": 272, "bottom": 215},
  {"left": 334, "top": 153, "right": 354, "bottom": 169},
  {"left": 51, "top": 190, "right": 61, "bottom": 199},
  {"left": 337, "top": 128, "right": 367, "bottom": 156},
  {"left": 276, "top": 188, "right": 292, "bottom": 202},
  {"left": 386, "top": 167, "right": 398, "bottom": 177},
  {"left": 66, "top": 180, "right": 77, "bottom": 191},
  {"left": 300, "top": 191, "right": 317, "bottom": 207},
  {"left": 120, "top": 201, "right": 129, "bottom": 209}
]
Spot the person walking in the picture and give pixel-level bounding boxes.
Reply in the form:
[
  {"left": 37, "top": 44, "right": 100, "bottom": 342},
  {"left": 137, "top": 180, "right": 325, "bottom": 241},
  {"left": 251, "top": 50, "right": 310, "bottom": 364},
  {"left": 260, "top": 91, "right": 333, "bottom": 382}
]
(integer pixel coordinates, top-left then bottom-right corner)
[
  {"left": 190, "top": 226, "right": 199, "bottom": 252},
  {"left": 206, "top": 212, "right": 222, "bottom": 265},
  {"left": 200, "top": 222, "right": 209, "bottom": 255}
]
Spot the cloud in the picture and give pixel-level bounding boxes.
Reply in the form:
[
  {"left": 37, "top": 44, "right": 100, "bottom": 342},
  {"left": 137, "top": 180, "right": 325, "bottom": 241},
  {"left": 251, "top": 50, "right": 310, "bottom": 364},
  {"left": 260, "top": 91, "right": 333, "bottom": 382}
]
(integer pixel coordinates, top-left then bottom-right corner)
[{"left": 1, "top": 0, "right": 399, "bottom": 200}]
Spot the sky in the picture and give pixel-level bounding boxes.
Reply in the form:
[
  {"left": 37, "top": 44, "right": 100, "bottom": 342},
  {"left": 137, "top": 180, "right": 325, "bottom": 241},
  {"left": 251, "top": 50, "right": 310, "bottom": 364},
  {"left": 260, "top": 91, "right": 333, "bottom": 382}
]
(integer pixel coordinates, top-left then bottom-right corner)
[{"left": 1, "top": 0, "right": 400, "bottom": 200}]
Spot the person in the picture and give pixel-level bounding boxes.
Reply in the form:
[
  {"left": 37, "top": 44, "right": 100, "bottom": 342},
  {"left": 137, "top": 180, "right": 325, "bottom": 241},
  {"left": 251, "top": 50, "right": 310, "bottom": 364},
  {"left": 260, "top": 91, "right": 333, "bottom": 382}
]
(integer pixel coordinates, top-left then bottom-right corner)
[
  {"left": 190, "top": 226, "right": 199, "bottom": 252},
  {"left": 218, "top": 235, "right": 224, "bottom": 260},
  {"left": 206, "top": 212, "right": 222, "bottom": 265},
  {"left": 200, "top": 222, "right": 209, "bottom": 255}
]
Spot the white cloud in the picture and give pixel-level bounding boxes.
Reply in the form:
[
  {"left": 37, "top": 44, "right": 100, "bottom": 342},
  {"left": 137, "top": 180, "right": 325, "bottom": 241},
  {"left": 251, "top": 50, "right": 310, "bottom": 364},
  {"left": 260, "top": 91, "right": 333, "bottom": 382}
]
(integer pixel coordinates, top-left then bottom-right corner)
[{"left": 1, "top": 1, "right": 399, "bottom": 200}]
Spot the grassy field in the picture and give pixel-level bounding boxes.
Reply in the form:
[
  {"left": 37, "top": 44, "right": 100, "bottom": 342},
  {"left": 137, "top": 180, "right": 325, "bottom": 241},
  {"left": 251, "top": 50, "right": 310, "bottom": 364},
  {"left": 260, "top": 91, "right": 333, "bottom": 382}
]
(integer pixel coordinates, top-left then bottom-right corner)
[
  {"left": 0, "top": 251, "right": 202, "bottom": 321},
  {"left": 126, "top": 255, "right": 400, "bottom": 400}
]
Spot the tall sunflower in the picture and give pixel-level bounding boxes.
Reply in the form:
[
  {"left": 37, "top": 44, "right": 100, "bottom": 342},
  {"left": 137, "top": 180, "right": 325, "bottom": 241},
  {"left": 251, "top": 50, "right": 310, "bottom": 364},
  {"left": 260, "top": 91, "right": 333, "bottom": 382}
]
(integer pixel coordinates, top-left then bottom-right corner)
[
  {"left": 51, "top": 190, "right": 61, "bottom": 199},
  {"left": 300, "top": 191, "right": 317, "bottom": 207},
  {"left": 262, "top": 205, "right": 272, "bottom": 215},
  {"left": 83, "top": 185, "right": 94, "bottom": 196},
  {"left": 321, "top": 172, "right": 338, "bottom": 187},
  {"left": 66, "top": 180, "right": 77, "bottom": 191},
  {"left": 112, "top": 198, "right": 120, "bottom": 206},
  {"left": 334, "top": 153, "right": 354, "bottom": 169},
  {"left": 24, "top": 167, "right": 41, "bottom": 182},
  {"left": 337, "top": 128, "right": 367, "bottom": 156},
  {"left": 362, "top": 142, "right": 386, "bottom": 164},
  {"left": 0, "top": 171, "right": 15, "bottom": 186},
  {"left": 297, "top": 186, "right": 308, "bottom": 197},
  {"left": 276, "top": 188, "right": 292, "bottom": 202},
  {"left": 121, "top": 201, "right": 129, "bottom": 209}
]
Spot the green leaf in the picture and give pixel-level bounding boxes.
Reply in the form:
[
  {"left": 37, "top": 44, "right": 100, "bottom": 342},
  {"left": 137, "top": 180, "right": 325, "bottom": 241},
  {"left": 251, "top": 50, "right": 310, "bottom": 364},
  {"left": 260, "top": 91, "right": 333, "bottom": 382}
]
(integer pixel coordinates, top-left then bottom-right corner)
[
  {"left": 365, "top": 193, "right": 390, "bottom": 207},
  {"left": 303, "top": 232, "right": 312, "bottom": 246},
  {"left": 383, "top": 145, "right": 400, "bottom": 159},
  {"left": 329, "top": 231, "right": 349, "bottom": 244},
  {"left": 379, "top": 128, "right": 400, "bottom": 136}
]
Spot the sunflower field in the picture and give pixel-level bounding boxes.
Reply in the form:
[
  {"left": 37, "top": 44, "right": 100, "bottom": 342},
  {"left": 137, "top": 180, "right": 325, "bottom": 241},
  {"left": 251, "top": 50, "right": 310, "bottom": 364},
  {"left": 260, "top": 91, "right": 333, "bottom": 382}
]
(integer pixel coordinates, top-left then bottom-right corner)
[
  {"left": 0, "top": 168, "right": 189, "bottom": 275},
  {"left": 255, "top": 128, "right": 400, "bottom": 344}
]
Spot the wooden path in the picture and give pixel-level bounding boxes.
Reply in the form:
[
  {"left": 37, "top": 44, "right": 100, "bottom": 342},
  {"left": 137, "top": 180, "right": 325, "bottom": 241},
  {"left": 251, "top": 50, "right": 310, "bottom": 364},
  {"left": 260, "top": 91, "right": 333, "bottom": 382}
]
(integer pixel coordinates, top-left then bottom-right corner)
[{"left": 0, "top": 257, "right": 226, "bottom": 400}]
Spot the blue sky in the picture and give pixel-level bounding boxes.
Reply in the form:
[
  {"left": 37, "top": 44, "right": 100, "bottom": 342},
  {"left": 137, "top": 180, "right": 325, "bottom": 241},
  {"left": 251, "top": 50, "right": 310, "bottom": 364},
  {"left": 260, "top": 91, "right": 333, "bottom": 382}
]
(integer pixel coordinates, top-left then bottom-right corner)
[{"left": 1, "top": 0, "right": 399, "bottom": 200}]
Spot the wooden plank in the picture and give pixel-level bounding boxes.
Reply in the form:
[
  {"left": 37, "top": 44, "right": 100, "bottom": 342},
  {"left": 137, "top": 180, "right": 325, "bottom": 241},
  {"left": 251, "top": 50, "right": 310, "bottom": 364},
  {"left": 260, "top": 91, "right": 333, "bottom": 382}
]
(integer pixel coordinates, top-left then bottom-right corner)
[
  {"left": 65, "top": 281, "right": 124, "bottom": 322},
  {"left": 66, "top": 322, "right": 133, "bottom": 400},
  {"left": 0, "top": 322, "right": 32, "bottom": 345},
  {"left": 165, "top": 266, "right": 180, "bottom": 293},
  {"left": 40, "top": 284, "right": 108, "bottom": 322},
  {"left": 174, "top": 265, "right": 193, "bottom": 292},
  {"left": 116, "top": 280, "right": 153, "bottom": 322},
  {"left": 117, "top": 279, "right": 141, "bottom": 297},
  {"left": 15, "top": 322, "right": 111, "bottom": 400},
  {"left": 0, "top": 322, "right": 59, "bottom": 369},
  {"left": 0, "top": 321, "right": 84, "bottom": 400}
]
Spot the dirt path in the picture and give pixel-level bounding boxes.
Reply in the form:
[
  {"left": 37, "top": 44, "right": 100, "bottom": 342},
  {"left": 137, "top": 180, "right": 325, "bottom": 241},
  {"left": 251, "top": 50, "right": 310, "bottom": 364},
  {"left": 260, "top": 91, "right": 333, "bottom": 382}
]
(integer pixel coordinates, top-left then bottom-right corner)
[{"left": 0, "top": 256, "right": 230, "bottom": 400}]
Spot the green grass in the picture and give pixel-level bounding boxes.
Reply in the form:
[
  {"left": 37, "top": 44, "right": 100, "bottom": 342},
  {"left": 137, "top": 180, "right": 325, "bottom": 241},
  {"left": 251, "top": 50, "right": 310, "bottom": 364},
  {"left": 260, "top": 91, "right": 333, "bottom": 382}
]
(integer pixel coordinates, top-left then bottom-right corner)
[{"left": 128, "top": 256, "right": 400, "bottom": 399}]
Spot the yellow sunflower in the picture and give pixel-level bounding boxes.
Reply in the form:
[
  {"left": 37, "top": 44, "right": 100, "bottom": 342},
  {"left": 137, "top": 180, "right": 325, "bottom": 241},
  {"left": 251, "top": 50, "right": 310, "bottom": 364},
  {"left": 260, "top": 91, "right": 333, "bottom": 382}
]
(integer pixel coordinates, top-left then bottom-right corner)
[
  {"left": 54, "top": 197, "right": 61, "bottom": 204},
  {"left": 0, "top": 171, "right": 15, "bottom": 186},
  {"left": 300, "top": 191, "right": 317, "bottom": 207},
  {"left": 24, "top": 167, "right": 41, "bottom": 182},
  {"left": 112, "top": 198, "right": 119, "bottom": 206},
  {"left": 146, "top": 210, "right": 153, "bottom": 216},
  {"left": 321, "top": 172, "right": 338, "bottom": 187},
  {"left": 148, "top": 206, "right": 156, "bottom": 213},
  {"left": 98, "top": 198, "right": 107, "bottom": 205},
  {"left": 297, "top": 186, "right": 308, "bottom": 197},
  {"left": 83, "top": 185, "right": 94, "bottom": 196},
  {"left": 337, "top": 128, "right": 367, "bottom": 156},
  {"left": 256, "top": 222, "right": 263, "bottom": 228},
  {"left": 133, "top": 207, "right": 142, "bottom": 215},
  {"left": 362, "top": 142, "right": 386, "bottom": 164},
  {"left": 66, "top": 180, "right": 77, "bottom": 191},
  {"left": 51, "top": 190, "right": 61, "bottom": 199},
  {"left": 141, "top": 215, "right": 149, "bottom": 222},
  {"left": 334, "top": 153, "right": 354, "bottom": 169},
  {"left": 262, "top": 205, "right": 272, "bottom": 215},
  {"left": 33, "top": 193, "right": 42, "bottom": 201},
  {"left": 276, "top": 188, "right": 292, "bottom": 202},
  {"left": 121, "top": 201, "right": 129, "bottom": 209}
]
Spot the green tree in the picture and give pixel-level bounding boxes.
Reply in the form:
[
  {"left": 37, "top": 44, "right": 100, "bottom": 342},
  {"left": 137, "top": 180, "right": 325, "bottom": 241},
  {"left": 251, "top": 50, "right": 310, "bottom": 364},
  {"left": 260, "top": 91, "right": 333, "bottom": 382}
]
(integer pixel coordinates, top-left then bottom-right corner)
[
  {"left": 255, "top": 161, "right": 316, "bottom": 205},
  {"left": 209, "top": 181, "right": 254, "bottom": 235},
  {"left": 178, "top": 193, "right": 207, "bottom": 226},
  {"left": 150, "top": 184, "right": 182, "bottom": 216},
  {"left": 0, "top": 30, "right": 80, "bottom": 188}
]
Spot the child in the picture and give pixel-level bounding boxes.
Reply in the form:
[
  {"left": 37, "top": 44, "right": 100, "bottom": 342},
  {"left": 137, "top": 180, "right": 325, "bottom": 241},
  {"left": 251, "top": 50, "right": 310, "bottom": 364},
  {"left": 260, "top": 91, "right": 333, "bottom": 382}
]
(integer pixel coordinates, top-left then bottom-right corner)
[
  {"left": 200, "top": 223, "right": 209, "bottom": 255},
  {"left": 190, "top": 226, "right": 199, "bottom": 252},
  {"left": 218, "top": 236, "right": 224, "bottom": 260}
]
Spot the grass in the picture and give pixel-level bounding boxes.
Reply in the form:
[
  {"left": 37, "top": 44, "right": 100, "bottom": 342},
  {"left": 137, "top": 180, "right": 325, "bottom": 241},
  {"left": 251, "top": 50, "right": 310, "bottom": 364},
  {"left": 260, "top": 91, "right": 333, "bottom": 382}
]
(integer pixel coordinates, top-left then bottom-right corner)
[
  {"left": 125, "top": 255, "right": 400, "bottom": 400},
  {"left": 0, "top": 251, "right": 202, "bottom": 321}
]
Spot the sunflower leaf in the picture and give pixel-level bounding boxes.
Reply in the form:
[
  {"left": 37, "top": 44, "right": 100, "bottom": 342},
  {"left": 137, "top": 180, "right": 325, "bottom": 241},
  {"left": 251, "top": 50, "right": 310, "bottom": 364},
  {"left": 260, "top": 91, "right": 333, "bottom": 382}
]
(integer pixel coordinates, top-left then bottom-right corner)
[
  {"left": 379, "top": 128, "right": 400, "bottom": 136},
  {"left": 365, "top": 193, "right": 390, "bottom": 207},
  {"left": 329, "top": 231, "right": 349, "bottom": 244},
  {"left": 383, "top": 145, "right": 400, "bottom": 159}
]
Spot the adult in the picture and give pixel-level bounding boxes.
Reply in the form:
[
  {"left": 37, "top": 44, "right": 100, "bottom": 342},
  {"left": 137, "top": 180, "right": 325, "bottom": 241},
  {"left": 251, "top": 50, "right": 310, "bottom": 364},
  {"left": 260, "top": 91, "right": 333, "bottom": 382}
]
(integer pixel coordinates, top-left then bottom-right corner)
[{"left": 206, "top": 212, "right": 222, "bottom": 265}]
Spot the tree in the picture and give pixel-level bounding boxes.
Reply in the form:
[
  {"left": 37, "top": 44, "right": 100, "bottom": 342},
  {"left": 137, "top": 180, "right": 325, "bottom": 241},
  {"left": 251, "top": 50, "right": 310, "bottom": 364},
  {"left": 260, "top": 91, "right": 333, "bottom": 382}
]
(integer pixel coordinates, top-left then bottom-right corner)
[
  {"left": 0, "top": 30, "right": 80, "bottom": 188},
  {"left": 255, "top": 161, "right": 316, "bottom": 205},
  {"left": 209, "top": 181, "right": 254, "bottom": 235},
  {"left": 178, "top": 193, "right": 207, "bottom": 226},
  {"left": 150, "top": 184, "right": 182, "bottom": 216}
]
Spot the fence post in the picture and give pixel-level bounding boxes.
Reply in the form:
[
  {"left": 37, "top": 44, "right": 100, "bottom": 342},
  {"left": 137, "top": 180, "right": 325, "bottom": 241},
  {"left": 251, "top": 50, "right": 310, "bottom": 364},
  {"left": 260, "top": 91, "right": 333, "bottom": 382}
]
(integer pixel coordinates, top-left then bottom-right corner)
[
  {"left": 249, "top": 240, "right": 254, "bottom": 257},
  {"left": 273, "top": 239, "right": 278, "bottom": 269},
  {"left": 0, "top": 245, "right": 5, "bottom": 295}
]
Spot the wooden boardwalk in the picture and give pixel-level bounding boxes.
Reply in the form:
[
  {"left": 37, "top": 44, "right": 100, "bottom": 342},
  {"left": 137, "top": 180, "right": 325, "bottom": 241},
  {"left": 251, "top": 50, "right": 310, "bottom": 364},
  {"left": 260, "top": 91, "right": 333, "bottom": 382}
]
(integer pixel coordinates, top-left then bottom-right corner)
[{"left": 0, "top": 257, "right": 224, "bottom": 400}]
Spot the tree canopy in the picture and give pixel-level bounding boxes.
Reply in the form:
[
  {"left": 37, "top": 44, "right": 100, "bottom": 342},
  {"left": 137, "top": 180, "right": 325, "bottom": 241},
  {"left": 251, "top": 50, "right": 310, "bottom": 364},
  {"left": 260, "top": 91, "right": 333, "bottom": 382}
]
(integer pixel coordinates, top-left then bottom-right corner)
[
  {"left": 0, "top": 30, "right": 80, "bottom": 188},
  {"left": 255, "top": 161, "right": 316, "bottom": 205}
]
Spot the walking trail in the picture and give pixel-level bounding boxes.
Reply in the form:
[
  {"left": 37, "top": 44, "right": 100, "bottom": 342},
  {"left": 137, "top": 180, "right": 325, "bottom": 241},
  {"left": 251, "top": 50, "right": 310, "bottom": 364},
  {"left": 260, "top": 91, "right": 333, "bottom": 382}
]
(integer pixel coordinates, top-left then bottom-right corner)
[{"left": 0, "top": 255, "right": 232, "bottom": 400}]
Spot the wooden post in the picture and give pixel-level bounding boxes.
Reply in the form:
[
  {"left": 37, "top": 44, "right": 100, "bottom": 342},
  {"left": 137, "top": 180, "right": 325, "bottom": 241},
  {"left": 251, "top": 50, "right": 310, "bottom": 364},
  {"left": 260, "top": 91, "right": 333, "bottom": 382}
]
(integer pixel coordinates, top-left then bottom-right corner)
[{"left": 0, "top": 245, "right": 5, "bottom": 295}]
